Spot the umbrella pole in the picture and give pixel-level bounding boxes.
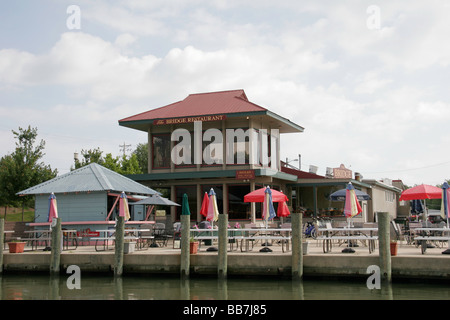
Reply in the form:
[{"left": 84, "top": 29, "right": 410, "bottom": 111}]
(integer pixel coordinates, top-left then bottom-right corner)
[
  {"left": 207, "top": 220, "right": 218, "bottom": 252},
  {"left": 260, "top": 198, "right": 272, "bottom": 252},
  {"left": 342, "top": 218, "right": 355, "bottom": 253}
]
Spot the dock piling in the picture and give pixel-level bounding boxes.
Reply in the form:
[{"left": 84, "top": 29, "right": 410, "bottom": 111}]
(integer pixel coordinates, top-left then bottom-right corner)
[
  {"left": 114, "top": 216, "right": 125, "bottom": 276},
  {"left": 180, "top": 214, "right": 190, "bottom": 278},
  {"left": 218, "top": 214, "right": 228, "bottom": 279},
  {"left": 378, "top": 211, "right": 392, "bottom": 283},
  {"left": 291, "top": 212, "right": 303, "bottom": 280},
  {"left": 50, "top": 218, "right": 62, "bottom": 274}
]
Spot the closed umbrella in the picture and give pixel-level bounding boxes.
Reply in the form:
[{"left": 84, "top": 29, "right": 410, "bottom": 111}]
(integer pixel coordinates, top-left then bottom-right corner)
[
  {"left": 47, "top": 192, "right": 58, "bottom": 224},
  {"left": 277, "top": 200, "right": 291, "bottom": 218},
  {"left": 206, "top": 188, "right": 219, "bottom": 251},
  {"left": 207, "top": 188, "right": 219, "bottom": 223},
  {"left": 200, "top": 192, "right": 209, "bottom": 219},
  {"left": 441, "top": 182, "right": 450, "bottom": 254},
  {"left": 119, "top": 191, "right": 131, "bottom": 221},
  {"left": 181, "top": 193, "right": 191, "bottom": 216},
  {"left": 342, "top": 183, "right": 362, "bottom": 253},
  {"left": 260, "top": 187, "right": 276, "bottom": 252},
  {"left": 344, "top": 183, "right": 363, "bottom": 218},
  {"left": 263, "top": 187, "right": 276, "bottom": 222}
]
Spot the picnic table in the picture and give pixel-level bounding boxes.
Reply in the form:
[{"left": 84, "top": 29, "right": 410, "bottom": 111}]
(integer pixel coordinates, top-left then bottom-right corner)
[
  {"left": 413, "top": 227, "right": 450, "bottom": 254},
  {"left": 92, "top": 229, "right": 151, "bottom": 251},
  {"left": 190, "top": 228, "right": 292, "bottom": 252},
  {"left": 24, "top": 229, "right": 79, "bottom": 251},
  {"left": 317, "top": 227, "right": 378, "bottom": 253}
]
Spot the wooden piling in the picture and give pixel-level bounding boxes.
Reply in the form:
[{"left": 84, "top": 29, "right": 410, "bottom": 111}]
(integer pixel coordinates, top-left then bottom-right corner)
[
  {"left": 50, "top": 218, "right": 62, "bottom": 274},
  {"left": 180, "top": 214, "right": 190, "bottom": 278},
  {"left": 114, "top": 216, "right": 125, "bottom": 276},
  {"left": 378, "top": 212, "right": 392, "bottom": 282},
  {"left": 218, "top": 214, "right": 228, "bottom": 279},
  {"left": 291, "top": 212, "right": 303, "bottom": 280},
  {"left": 0, "top": 219, "right": 4, "bottom": 274}
]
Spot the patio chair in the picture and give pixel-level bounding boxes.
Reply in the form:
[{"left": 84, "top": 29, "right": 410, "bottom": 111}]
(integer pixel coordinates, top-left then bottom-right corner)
[{"left": 152, "top": 223, "right": 169, "bottom": 247}]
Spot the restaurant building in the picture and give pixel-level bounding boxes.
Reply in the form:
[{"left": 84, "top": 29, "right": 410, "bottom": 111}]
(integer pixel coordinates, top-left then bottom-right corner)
[
  {"left": 119, "top": 89, "right": 304, "bottom": 223},
  {"left": 119, "top": 89, "right": 402, "bottom": 224}
]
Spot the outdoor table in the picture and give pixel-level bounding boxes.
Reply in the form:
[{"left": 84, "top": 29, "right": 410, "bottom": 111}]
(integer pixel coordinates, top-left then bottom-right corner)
[
  {"left": 125, "top": 228, "right": 152, "bottom": 250},
  {"left": 237, "top": 228, "right": 292, "bottom": 253},
  {"left": 189, "top": 228, "right": 292, "bottom": 252},
  {"left": 92, "top": 229, "right": 140, "bottom": 251},
  {"left": 317, "top": 227, "right": 378, "bottom": 253},
  {"left": 24, "top": 230, "right": 52, "bottom": 251},
  {"left": 413, "top": 227, "right": 450, "bottom": 254}
]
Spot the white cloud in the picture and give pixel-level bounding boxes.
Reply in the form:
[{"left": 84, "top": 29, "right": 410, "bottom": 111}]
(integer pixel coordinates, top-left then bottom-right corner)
[{"left": 1, "top": 1, "right": 450, "bottom": 185}]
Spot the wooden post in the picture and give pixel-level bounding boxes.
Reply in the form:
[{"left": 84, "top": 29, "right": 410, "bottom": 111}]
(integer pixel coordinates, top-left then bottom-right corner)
[
  {"left": 180, "top": 214, "right": 190, "bottom": 278},
  {"left": 218, "top": 213, "right": 228, "bottom": 279},
  {"left": 50, "top": 218, "right": 62, "bottom": 274},
  {"left": 378, "top": 212, "right": 392, "bottom": 282},
  {"left": 0, "top": 219, "right": 4, "bottom": 274},
  {"left": 114, "top": 216, "right": 125, "bottom": 276},
  {"left": 291, "top": 212, "right": 303, "bottom": 280}
]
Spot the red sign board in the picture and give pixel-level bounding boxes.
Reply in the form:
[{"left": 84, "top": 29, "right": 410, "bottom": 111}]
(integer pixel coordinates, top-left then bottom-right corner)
[
  {"left": 235, "top": 170, "right": 255, "bottom": 180},
  {"left": 333, "top": 164, "right": 352, "bottom": 179}
]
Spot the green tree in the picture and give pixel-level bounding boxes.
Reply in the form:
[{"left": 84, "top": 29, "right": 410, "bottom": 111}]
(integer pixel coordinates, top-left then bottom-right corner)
[
  {"left": 0, "top": 126, "right": 57, "bottom": 219},
  {"left": 133, "top": 142, "right": 148, "bottom": 173},
  {"left": 72, "top": 147, "right": 143, "bottom": 175}
]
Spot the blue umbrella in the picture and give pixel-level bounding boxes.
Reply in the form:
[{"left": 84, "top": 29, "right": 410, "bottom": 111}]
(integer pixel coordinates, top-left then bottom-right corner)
[{"left": 329, "top": 188, "right": 371, "bottom": 201}]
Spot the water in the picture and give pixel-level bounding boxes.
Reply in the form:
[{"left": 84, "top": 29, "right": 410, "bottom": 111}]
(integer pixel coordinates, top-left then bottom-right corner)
[{"left": 1, "top": 273, "right": 449, "bottom": 300}]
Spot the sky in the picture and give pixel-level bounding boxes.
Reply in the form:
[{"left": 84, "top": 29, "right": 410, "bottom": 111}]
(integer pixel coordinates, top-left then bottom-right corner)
[{"left": 1, "top": 0, "right": 450, "bottom": 187}]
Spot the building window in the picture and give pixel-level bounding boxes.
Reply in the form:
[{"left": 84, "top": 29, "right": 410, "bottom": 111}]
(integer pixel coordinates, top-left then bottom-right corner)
[
  {"left": 228, "top": 184, "right": 251, "bottom": 220},
  {"left": 385, "top": 191, "right": 395, "bottom": 202},
  {"left": 152, "top": 134, "right": 171, "bottom": 169}
]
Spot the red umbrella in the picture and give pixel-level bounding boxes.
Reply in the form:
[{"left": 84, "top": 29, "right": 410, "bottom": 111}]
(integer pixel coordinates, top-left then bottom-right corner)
[
  {"left": 244, "top": 187, "right": 288, "bottom": 203},
  {"left": 199, "top": 192, "right": 209, "bottom": 218},
  {"left": 47, "top": 192, "right": 58, "bottom": 223},
  {"left": 277, "top": 201, "right": 291, "bottom": 217},
  {"left": 399, "top": 184, "right": 442, "bottom": 201}
]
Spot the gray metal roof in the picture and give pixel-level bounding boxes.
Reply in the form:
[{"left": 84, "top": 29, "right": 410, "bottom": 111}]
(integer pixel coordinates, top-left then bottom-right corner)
[{"left": 17, "top": 163, "right": 159, "bottom": 196}]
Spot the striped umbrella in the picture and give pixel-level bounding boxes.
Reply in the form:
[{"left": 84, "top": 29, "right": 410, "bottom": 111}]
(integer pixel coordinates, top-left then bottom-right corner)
[
  {"left": 47, "top": 192, "right": 58, "bottom": 223},
  {"left": 207, "top": 188, "right": 219, "bottom": 223},
  {"left": 119, "top": 191, "right": 131, "bottom": 221},
  {"left": 344, "top": 183, "right": 363, "bottom": 218},
  {"left": 263, "top": 187, "right": 277, "bottom": 222}
]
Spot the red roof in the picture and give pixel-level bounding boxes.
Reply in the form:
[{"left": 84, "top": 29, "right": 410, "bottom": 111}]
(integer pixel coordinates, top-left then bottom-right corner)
[
  {"left": 281, "top": 166, "right": 325, "bottom": 179},
  {"left": 119, "top": 89, "right": 267, "bottom": 122}
]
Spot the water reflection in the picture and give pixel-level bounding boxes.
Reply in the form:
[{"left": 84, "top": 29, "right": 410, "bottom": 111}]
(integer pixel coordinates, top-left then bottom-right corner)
[{"left": 0, "top": 274, "right": 449, "bottom": 300}]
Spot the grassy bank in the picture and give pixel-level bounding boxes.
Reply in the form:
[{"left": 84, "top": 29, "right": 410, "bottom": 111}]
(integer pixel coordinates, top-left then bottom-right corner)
[{"left": 0, "top": 207, "right": 34, "bottom": 222}]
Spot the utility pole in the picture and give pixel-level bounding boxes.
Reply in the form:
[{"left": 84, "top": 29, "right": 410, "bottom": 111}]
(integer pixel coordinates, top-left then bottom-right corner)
[{"left": 119, "top": 142, "right": 131, "bottom": 157}]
